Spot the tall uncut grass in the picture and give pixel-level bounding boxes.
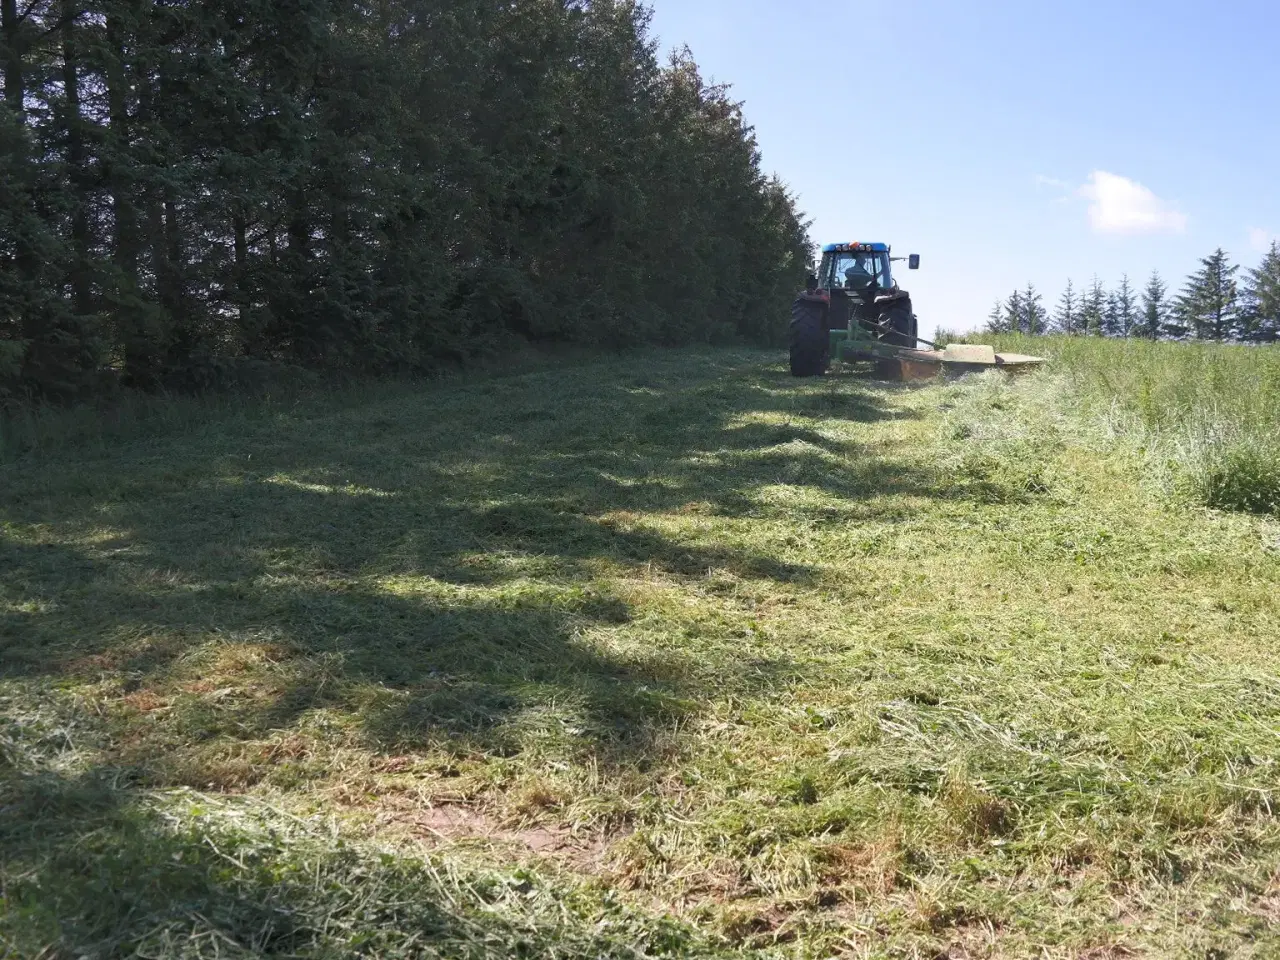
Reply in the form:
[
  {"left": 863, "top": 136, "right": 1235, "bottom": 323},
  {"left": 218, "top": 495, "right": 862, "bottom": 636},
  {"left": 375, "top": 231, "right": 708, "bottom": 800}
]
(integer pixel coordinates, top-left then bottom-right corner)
[{"left": 983, "top": 334, "right": 1280, "bottom": 515}]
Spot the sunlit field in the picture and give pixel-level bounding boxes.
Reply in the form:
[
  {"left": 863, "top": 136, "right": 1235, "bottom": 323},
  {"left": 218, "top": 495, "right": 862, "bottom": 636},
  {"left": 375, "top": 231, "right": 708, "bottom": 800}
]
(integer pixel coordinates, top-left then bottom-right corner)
[{"left": 4, "top": 346, "right": 1279, "bottom": 958}]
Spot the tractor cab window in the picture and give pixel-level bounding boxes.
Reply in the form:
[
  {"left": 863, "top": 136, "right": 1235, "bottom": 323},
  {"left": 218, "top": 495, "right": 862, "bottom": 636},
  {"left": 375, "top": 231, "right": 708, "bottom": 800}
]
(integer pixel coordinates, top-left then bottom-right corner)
[{"left": 824, "top": 251, "right": 892, "bottom": 291}]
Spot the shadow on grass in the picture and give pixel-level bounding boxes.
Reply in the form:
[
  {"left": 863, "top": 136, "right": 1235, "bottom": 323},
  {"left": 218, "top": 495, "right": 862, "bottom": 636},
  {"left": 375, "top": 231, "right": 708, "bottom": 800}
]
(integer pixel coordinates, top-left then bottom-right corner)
[
  {"left": 0, "top": 354, "right": 936, "bottom": 779},
  {"left": 0, "top": 768, "right": 735, "bottom": 959},
  {"left": 2, "top": 528, "right": 802, "bottom": 783},
  {"left": 0, "top": 353, "right": 944, "bottom": 954}
]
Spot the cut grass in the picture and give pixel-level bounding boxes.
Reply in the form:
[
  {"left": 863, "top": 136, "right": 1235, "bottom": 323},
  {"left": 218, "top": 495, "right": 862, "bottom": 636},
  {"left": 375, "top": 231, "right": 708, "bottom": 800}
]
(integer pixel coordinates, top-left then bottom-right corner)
[{"left": 3, "top": 346, "right": 1280, "bottom": 958}]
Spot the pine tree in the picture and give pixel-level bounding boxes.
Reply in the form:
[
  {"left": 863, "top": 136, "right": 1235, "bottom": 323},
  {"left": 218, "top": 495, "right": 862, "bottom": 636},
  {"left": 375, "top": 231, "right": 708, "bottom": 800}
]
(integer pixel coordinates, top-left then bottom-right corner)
[
  {"left": 1003, "top": 289, "right": 1025, "bottom": 333},
  {"left": 985, "top": 299, "right": 1006, "bottom": 334},
  {"left": 1137, "top": 271, "right": 1168, "bottom": 339},
  {"left": 1164, "top": 300, "right": 1192, "bottom": 341},
  {"left": 1052, "top": 279, "right": 1078, "bottom": 334},
  {"left": 1113, "top": 275, "right": 1138, "bottom": 337},
  {"left": 1102, "top": 291, "right": 1121, "bottom": 337},
  {"left": 1176, "top": 248, "right": 1240, "bottom": 341},
  {"left": 0, "top": 0, "right": 815, "bottom": 398},
  {"left": 1080, "top": 276, "right": 1107, "bottom": 335},
  {"left": 1, "top": 0, "right": 99, "bottom": 400},
  {"left": 1242, "top": 241, "right": 1280, "bottom": 342},
  {"left": 1022, "top": 283, "right": 1046, "bottom": 334}
]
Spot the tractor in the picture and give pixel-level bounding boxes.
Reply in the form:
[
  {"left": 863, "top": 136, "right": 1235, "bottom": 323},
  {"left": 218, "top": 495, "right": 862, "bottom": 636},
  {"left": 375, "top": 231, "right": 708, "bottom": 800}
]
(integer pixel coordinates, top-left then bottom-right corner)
[
  {"left": 789, "top": 242, "right": 921, "bottom": 377},
  {"left": 788, "top": 242, "right": 1046, "bottom": 380}
]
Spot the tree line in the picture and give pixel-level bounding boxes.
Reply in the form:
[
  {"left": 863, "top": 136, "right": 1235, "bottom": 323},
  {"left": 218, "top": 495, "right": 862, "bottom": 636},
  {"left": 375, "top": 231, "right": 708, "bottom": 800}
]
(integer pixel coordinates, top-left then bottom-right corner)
[
  {"left": 0, "top": 0, "right": 812, "bottom": 404},
  {"left": 987, "top": 244, "right": 1280, "bottom": 342}
]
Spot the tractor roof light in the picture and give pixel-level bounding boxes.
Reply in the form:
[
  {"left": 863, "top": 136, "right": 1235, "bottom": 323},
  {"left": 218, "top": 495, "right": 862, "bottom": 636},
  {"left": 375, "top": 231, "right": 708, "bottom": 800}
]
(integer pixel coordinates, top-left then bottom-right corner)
[{"left": 821, "top": 242, "right": 891, "bottom": 254}]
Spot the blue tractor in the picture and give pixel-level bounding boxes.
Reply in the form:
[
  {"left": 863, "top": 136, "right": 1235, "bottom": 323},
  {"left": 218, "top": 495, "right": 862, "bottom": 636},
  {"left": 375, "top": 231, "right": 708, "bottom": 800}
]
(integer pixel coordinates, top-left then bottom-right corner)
[{"left": 789, "top": 242, "right": 921, "bottom": 377}]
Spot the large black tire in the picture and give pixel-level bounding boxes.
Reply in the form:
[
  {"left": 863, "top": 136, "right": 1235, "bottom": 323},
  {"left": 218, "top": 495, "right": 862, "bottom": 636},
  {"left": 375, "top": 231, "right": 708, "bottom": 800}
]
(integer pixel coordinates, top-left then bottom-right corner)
[
  {"left": 881, "top": 302, "right": 916, "bottom": 348},
  {"left": 789, "top": 296, "right": 829, "bottom": 377}
]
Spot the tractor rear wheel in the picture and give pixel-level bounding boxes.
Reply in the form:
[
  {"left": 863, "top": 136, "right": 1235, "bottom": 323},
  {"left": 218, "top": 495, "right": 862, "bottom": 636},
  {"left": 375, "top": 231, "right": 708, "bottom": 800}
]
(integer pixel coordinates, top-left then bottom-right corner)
[
  {"left": 881, "top": 304, "right": 916, "bottom": 348},
  {"left": 789, "top": 317, "right": 828, "bottom": 377},
  {"left": 789, "top": 298, "right": 829, "bottom": 377}
]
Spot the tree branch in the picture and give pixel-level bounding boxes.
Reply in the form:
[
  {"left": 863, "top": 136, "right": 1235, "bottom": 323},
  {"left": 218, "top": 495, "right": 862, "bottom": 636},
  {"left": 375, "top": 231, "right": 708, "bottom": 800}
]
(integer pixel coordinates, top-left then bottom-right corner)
[
  {"left": 33, "top": 6, "right": 86, "bottom": 43},
  {"left": 16, "top": 0, "right": 42, "bottom": 26}
]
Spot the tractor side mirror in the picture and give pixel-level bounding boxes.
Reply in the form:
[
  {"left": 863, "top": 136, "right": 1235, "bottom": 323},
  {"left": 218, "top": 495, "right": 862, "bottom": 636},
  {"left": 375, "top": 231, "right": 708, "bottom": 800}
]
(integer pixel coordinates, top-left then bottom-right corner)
[
  {"left": 908, "top": 254, "right": 920, "bottom": 270},
  {"left": 805, "top": 273, "right": 819, "bottom": 293}
]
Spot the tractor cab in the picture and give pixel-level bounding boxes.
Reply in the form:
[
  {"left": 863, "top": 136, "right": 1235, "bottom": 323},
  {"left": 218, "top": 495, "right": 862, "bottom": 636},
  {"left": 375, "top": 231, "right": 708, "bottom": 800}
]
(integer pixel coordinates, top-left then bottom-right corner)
[
  {"left": 815, "top": 242, "right": 920, "bottom": 351},
  {"left": 816, "top": 243, "right": 919, "bottom": 299},
  {"left": 821, "top": 244, "right": 893, "bottom": 295}
]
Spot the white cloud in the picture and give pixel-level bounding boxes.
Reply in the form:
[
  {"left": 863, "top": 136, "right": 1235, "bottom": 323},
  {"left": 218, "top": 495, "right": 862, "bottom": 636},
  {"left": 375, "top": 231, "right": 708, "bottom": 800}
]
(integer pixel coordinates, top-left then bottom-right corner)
[
  {"left": 1249, "top": 227, "right": 1277, "bottom": 253},
  {"left": 1076, "top": 171, "right": 1187, "bottom": 236}
]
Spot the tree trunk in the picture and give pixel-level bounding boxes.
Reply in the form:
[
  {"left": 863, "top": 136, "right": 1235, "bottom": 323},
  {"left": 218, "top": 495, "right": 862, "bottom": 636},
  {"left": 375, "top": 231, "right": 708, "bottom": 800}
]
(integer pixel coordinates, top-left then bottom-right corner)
[
  {"left": 160, "top": 185, "right": 198, "bottom": 372},
  {"left": 2, "top": 0, "right": 23, "bottom": 115},
  {"left": 103, "top": 6, "right": 163, "bottom": 386},
  {"left": 159, "top": 186, "right": 184, "bottom": 318},
  {"left": 104, "top": 9, "right": 139, "bottom": 287},
  {"left": 233, "top": 205, "right": 248, "bottom": 303},
  {"left": 2, "top": 0, "right": 38, "bottom": 304},
  {"left": 61, "top": 1, "right": 94, "bottom": 317},
  {"left": 285, "top": 186, "right": 314, "bottom": 359}
]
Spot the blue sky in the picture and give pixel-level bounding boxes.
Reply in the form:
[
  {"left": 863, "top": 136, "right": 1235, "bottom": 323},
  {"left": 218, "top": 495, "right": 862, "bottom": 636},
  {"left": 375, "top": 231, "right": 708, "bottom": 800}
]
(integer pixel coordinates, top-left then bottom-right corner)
[{"left": 644, "top": 0, "right": 1280, "bottom": 338}]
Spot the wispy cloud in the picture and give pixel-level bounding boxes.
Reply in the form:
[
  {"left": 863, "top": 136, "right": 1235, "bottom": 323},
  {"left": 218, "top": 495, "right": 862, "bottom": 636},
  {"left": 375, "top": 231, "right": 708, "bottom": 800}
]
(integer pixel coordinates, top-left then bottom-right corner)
[
  {"left": 1034, "top": 175, "right": 1073, "bottom": 206},
  {"left": 1034, "top": 174, "right": 1071, "bottom": 192},
  {"left": 1076, "top": 171, "right": 1187, "bottom": 236},
  {"left": 1249, "top": 227, "right": 1277, "bottom": 253}
]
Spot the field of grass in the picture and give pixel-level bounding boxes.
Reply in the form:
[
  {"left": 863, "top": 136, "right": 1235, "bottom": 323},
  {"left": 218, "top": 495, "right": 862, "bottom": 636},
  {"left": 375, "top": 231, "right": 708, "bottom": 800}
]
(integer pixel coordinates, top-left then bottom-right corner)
[
  {"left": 975, "top": 334, "right": 1280, "bottom": 516},
  {"left": 3, "top": 344, "right": 1280, "bottom": 958}
]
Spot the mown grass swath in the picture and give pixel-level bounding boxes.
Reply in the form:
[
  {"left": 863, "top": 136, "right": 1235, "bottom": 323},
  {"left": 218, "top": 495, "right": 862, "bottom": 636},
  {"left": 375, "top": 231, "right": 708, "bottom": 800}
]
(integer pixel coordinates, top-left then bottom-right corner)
[{"left": 4, "top": 345, "right": 1280, "bottom": 957}]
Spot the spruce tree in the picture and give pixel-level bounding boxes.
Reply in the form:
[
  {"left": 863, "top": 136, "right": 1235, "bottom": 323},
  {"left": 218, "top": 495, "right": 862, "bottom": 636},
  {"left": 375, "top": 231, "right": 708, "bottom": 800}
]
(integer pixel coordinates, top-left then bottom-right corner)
[
  {"left": 1138, "top": 271, "right": 1168, "bottom": 339},
  {"left": 1113, "top": 275, "right": 1138, "bottom": 337},
  {"left": 1176, "top": 249, "right": 1240, "bottom": 341},
  {"left": 1052, "top": 279, "right": 1078, "bottom": 334},
  {"left": 1242, "top": 241, "right": 1280, "bottom": 342},
  {"left": 1164, "top": 300, "right": 1192, "bottom": 341},
  {"left": 1102, "top": 291, "right": 1121, "bottom": 337},
  {"left": 1081, "top": 276, "right": 1107, "bottom": 335},
  {"left": 1003, "top": 289, "right": 1025, "bottom": 333},
  {"left": 0, "top": 0, "right": 815, "bottom": 398},
  {"left": 1, "top": 0, "right": 99, "bottom": 399},
  {"left": 985, "top": 299, "right": 1006, "bottom": 334},
  {"left": 1022, "top": 283, "right": 1046, "bottom": 334}
]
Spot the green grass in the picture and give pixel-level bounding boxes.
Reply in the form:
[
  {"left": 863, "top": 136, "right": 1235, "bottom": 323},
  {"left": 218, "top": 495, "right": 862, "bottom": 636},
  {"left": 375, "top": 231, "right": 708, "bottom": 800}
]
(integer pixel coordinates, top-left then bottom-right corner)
[
  {"left": 981, "top": 334, "right": 1280, "bottom": 516},
  {"left": 3, "top": 346, "right": 1280, "bottom": 958}
]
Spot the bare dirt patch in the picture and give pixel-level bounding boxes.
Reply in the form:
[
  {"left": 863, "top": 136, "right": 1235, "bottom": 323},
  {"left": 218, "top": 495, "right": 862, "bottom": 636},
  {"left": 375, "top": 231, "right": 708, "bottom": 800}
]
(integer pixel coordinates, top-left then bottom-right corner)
[{"left": 399, "top": 803, "right": 617, "bottom": 872}]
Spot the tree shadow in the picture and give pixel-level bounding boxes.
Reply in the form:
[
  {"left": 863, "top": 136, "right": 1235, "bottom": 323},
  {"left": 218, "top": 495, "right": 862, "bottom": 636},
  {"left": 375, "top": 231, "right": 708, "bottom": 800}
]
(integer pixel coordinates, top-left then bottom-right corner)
[
  {"left": 0, "top": 495, "right": 805, "bottom": 782},
  {"left": 1, "top": 353, "right": 963, "bottom": 954},
  {"left": 0, "top": 353, "right": 944, "bottom": 785},
  {"left": 0, "top": 767, "right": 734, "bottom": 958}
]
